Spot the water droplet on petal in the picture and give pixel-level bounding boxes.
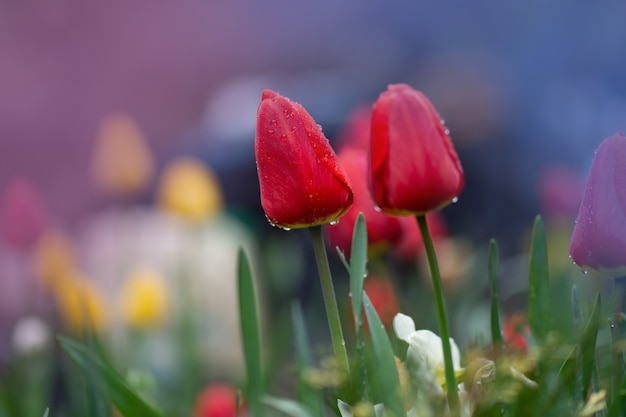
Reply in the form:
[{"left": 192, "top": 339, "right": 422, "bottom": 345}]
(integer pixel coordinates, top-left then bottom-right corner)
[
  {"left": 267, "top": 129, "right": 274, "bottom": 136},
  {"left": 281, "top": 133, "right": 287, "bottom": 140},
  {"left": 451, "top": 197, "right": 459, "bottom": 203},
  {"left": 444, "top": 128, "right": 450, "bottom": 135},
  {"left": 373, "top": 205, "right": 382, "bottom": 212},
  {"left": 582, "top": 268, "right": 588, "bottom": 275},
  {"left": 329, "top": 219, "right": 339, "bottom": 226},
  {"left": 282, "top": 227, "right": 291, "bottom": 231},
  {"left": 270, "top": 119, "right": 277, "bottom": 126}
]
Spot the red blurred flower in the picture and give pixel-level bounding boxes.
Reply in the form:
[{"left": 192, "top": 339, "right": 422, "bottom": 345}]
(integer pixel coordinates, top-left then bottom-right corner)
[
  {"left": 255, "top": 90, "right": 353, "bottom": 229},
  {"left": 1, "top": 178, "right": 48, "bottom": 248},
  {"left": 369, "top": 84, "right": 464, "bottom": 215},
  {"left": 193, "top": 384, "right": 242, "bottom": 417},
  {"left": 325, "top": 147, "right": 403, "bottom": 257},
  {"left": 393, "top": 213, "right": 448, "bottom": 262},
  {"left": 335, "top": 105, "right": 372, "bottom": 152},
  {"left": 569, "top": 132, "right": 626, "bottom": 278},
  {"left": 503, "top": 314, "right": 531, "bottom": 352}
]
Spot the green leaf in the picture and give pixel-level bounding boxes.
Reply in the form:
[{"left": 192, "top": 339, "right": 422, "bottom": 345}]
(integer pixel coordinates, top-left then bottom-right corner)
[
  {"left": 238, "top": 248, "right": 265, "bottom": 417},
  {"left": 42, "top": 408, "right": 49, "bottom": 417},
  {"left": 363, "top": 293, "right": 404, "bottom": 417},
  {"left": 488, "top": 239, "right": 503, "bottom": 347},
  {"left": 291, "top": 301, "right": 323, "bottom": 416},
  {"left": 349, "top": 213, "right": 368, "bottom": 322},
  {"left": 262, "top": 396, "right": 315, "bottom": 417},
  {"left": 580, "top": 293, "right": 601, "bottom": 401},
  {"left": 58, "top": 336, "right": 163, "bottom": 417},
  {"left": 528, "top": 215, "right": 551, "bottom": 341}
]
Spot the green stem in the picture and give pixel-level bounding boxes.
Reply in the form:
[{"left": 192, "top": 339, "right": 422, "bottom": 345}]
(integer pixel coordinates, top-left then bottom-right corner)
[
  {"left": 308, "top": 226, "right": 351, "bottom": 377},
  {"left": 416, "top": 215, "right": 460, "bottom": 416}
]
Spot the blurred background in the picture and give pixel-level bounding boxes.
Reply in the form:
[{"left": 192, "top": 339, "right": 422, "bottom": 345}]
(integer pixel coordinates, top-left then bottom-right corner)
[{"left": 1, "top": 0, "right": 625, "bottom": 415}]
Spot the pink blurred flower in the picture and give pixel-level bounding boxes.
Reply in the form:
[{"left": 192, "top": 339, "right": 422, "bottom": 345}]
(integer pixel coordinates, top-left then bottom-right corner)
[
  {"left": 0, "top": 178, "right": 48, "bottom": 248},
  {"left": 538, "top": 165, "right": 584, "bottom": 220},
  {"left": 569, "top": 132, "right": 626, "bottom": 278}
]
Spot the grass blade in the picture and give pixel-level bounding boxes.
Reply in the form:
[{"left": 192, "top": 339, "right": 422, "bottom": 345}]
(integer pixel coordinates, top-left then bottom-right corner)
[
  {"left": 238, "top": 248, "right": 264, "bottom": 417},
  {"left": 488, "top": 239, "right": 503, "bottom": 347},
  {"left": 528, "top": 215, "right": 550, "bottom": 341}
]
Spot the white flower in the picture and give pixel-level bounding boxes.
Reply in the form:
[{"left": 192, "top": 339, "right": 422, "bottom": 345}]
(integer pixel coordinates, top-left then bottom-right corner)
[
  {"left": 393, "top": 313, "right": 462, "bottom": 375},
  {"left": 11, "top": 315, "right": 51, "bottom": 355}
]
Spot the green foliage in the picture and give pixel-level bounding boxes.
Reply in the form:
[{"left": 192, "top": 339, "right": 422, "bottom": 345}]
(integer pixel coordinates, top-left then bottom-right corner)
[{"left": 58, "top": 336, "right": 162, "bottom": 417}]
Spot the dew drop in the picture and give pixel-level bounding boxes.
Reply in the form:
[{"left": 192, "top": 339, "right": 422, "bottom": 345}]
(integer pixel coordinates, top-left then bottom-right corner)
[
  {"left": 270, "top": 119, "right": 277, "bottom": 126},
  {"left": 451, "top": 196, "right": 459, "bottom": 203},
  {"left": 440, "top": 119, "right": 446, "bottom": 125},
  {"left": 282, "top": 227, "right": 291, "bottom": 231},
  {"left": 265, "top": 215, "right": 277, "bottom": 227},
  {"left": 280, "top": 133, "right": 287, "bottom": 140},
  {"left": 308, "top": 194, "right": 314, "bottom": 200},
  {"left": 267, "top": 129, "right": 274, "bottom": 136},
  {"left": 373, "top": 205, "right": 382, "bottom": 212},
  {"left": 329, "top": 219, "right": 339, "bottom": 226},
  {"left": 582, "top": 268, "right": 588, "bottom": 275},
  {"left": 444, "top": 128, "right": 450, "bottom": 135}
]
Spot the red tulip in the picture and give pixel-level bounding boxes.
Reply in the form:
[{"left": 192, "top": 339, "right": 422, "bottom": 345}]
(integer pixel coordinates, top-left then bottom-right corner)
[
  {"left": 325, "top": 147, "right": 403, "bottom": 257},
  {"left": 370, "top": 84, "right": 464, "bottom": 215},
  {"left": 569, "top": 132, "right": 626, "bottom": 278},
  {"left": 255, "top": 90, "right": 353, "bottom": 229}
]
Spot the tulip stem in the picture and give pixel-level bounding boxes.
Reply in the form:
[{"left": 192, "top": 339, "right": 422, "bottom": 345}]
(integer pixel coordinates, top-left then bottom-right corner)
[
  {"left": 308, "top": 226, "right": 351, "bottom": 378},
  {"left": 416, "top": 215, "right": 460, "bottom": 416}
]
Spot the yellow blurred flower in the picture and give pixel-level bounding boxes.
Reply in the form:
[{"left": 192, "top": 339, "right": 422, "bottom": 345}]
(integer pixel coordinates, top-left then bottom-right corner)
[
  {"left": 91, "top": 113, "right": 155, "bottom": 197},
  {"left": 33, "top": 229, "right": 77, "bottom": 287},
  {"left": 55, "top": 273, "right": 107, "bottom": 332},
  {"left": 119, "top": 266, "right": 169, "bottom": 329},
  {"left": 157, "top": 157, "right": 223, "bottom": 221}
]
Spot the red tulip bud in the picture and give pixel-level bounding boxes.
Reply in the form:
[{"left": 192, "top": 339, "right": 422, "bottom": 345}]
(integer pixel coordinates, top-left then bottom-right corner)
[
  {"left": 1, "top": 178, "right": 48, "bottom": 248},
  {"left": 255, "top": 90, "right": 353, "bottom": 229},
  {"left": 370, "top": 84, "right": 464, "bottom": 215},
  {"left": 569, "top": 132, "right": 626, "bottom": 278}
]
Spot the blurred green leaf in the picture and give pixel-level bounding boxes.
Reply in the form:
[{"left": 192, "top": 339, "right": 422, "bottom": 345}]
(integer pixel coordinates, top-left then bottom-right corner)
[
  {"left": 263, "top": 396, "right": 315, "bottom": 417},
  {"left": 528, "top": 215, "right": 550, "bottom": 341},
  {"left": 42, "top": 409, "right": 49, "bottom": 417},
  {"left": 580, "top": 293, "right": 601, "bottom": 401},
  {"left": 488, "top": 239, "right": 503, "bottom": 348},
  {"left": 363, "top": 293, "right": 404, "bottom": 417},
  {"left": 238, "top": 248, "right": 265, "bottom": 417},
  {"left": 291, "top": 301, "right": 323, "bottom": 416},
  {"left": 58, "top": 336, "right": 162, "bottom": 417}
]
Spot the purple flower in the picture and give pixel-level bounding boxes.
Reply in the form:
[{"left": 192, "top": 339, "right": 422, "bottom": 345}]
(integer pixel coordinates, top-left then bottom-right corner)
[{"left": 569, "top": 132, "right": 626, "bottom": 278}]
